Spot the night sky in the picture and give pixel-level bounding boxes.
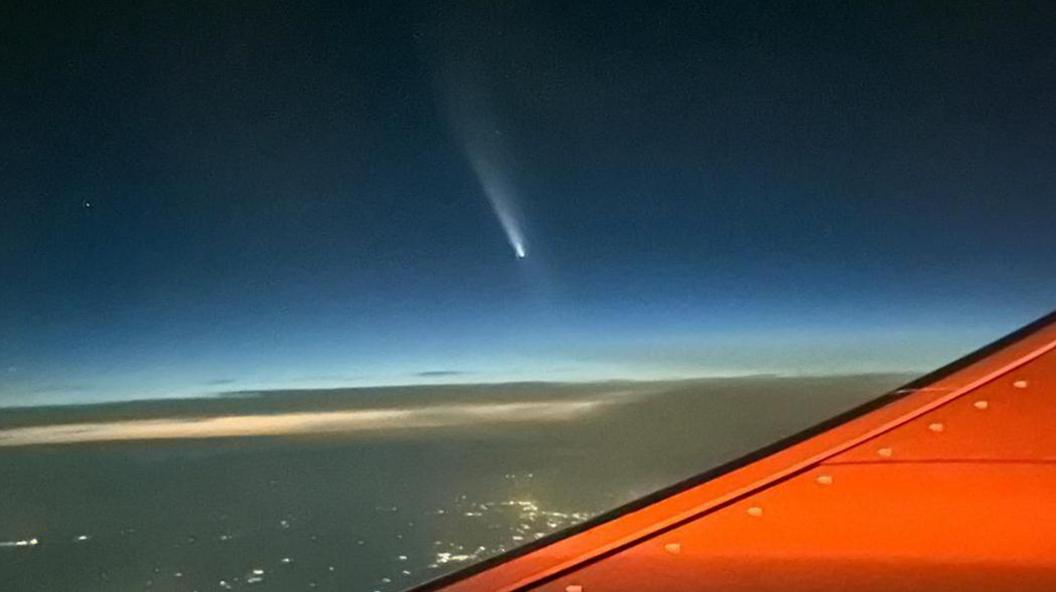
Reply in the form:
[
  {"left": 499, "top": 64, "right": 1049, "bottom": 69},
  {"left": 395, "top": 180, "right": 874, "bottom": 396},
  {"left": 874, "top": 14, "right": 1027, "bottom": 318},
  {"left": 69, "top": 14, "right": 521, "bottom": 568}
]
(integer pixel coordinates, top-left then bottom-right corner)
[{"left": 3, "top": 2, "right": 1054, "bottom": 406}]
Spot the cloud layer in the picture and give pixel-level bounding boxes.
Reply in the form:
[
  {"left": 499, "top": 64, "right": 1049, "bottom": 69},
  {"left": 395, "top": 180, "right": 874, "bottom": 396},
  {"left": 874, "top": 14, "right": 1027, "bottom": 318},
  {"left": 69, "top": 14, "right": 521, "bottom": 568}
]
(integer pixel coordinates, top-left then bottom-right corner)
[{"left": 0, "top": 399, "right": 605, "bottom": 447}]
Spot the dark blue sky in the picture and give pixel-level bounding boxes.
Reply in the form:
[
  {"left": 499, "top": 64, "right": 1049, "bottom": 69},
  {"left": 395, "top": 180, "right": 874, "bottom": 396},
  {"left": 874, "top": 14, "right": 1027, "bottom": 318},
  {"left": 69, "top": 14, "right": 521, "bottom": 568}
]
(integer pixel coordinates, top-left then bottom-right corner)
[{"left": 2, "top": 1, "right": 1054, "bottom": 405}]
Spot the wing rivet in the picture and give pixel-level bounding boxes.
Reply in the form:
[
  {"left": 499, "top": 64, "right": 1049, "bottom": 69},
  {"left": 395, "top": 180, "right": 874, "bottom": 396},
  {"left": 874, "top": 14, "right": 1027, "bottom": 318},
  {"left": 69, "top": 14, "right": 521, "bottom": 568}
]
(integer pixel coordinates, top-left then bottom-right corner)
[
  {"left": 663, "top": 542, "right": 682, "bottom": 554},
  {"left": 877, "top": 447, "right": 893, "bottom": 458},
  {"left": 816, "top": 474, "right": 833, "bottom": 485},
  {"left": 973, "top": 400, "right": 989, "bottom": 410},
  {"left": 1013, "top": 379, "right": 1029, "bottom": 389},
  {"left": 565, "top": 585, "right": 583, "bottom": 592},
  {"left": 747, "top": 506, "right": 763, "bottom": 517},
  {"left": 928, "top": 422, "right": 945, "bottom": 432}
]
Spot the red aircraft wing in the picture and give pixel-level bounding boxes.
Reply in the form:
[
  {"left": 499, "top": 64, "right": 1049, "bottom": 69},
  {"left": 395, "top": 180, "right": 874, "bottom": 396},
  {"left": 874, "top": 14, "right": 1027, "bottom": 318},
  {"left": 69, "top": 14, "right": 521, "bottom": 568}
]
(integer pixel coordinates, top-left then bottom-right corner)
[{"left": 416, "top": 311, "right": 1056, "bottom": 592}]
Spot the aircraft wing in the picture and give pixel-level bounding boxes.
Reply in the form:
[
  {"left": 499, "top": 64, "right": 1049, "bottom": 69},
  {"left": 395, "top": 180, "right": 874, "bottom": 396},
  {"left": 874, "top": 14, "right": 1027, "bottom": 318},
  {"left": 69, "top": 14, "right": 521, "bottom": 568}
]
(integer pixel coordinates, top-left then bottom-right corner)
[{"left": 415, "top": 311, "right": 1056, "bottom": 592}]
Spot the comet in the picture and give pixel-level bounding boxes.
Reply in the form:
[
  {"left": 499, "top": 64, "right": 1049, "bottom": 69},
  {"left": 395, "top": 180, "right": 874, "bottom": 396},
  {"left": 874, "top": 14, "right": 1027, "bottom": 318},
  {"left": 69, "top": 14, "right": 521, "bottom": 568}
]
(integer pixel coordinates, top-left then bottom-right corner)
[
  {"left": 438, "top": 52, "right": 529, "bottom": 260},
  {"left": 464, "top": 142, "right": 528, "bottom": 259}
]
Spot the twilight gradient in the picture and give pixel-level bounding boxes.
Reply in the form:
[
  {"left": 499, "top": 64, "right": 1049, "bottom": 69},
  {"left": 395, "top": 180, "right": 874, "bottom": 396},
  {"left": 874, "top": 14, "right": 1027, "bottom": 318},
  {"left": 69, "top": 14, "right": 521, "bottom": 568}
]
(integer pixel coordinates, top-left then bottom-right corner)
[{"left": 2, "top": 1, "right": 1055, "bottom": 407}]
